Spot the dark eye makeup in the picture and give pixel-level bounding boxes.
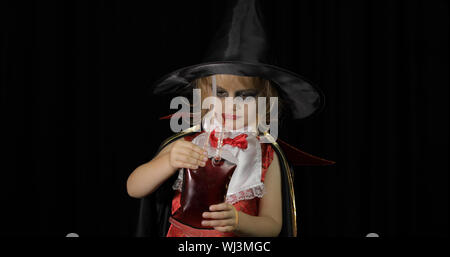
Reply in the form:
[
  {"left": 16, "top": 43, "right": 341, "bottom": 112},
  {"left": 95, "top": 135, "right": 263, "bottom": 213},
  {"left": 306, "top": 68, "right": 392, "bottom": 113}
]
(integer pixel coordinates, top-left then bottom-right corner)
[
  {"left": 236, "top": 90, "right": 258, "bottom": 98},
  {"left": 216, "top": 89, "right": 228, "bottom": 97},
  {"left": 213, "top": 85, "right": 258, "bottom": 98}
]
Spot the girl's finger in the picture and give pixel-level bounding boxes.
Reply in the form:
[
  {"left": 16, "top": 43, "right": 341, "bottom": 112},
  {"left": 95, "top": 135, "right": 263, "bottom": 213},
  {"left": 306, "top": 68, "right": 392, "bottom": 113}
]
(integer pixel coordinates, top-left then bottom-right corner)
[
  {"left": 188, "top": 150, "right": 208, "bottom": 162},
  {"left": 183, "top": 151, "right": 206, "bottom": 166},
  {"left": 179, "top": 144, "right": 202, "bottom": 156},
  {"left": 202, "top": 210, "right": 233, "bottom": 220},
  {"left": 176, "top": 161, "right": 198, "bottom": 170},
  {"left": 202, "top": 219, "right": 234, "bottom": 227},
  {"left": 213, "top": 226, "right": 234, "bottom": 233},
  {"left": 183, "top": 141, "right": 208, "bottom": 157},
  {"left": 179, "top": 145, "right": 208, "bottom": 163},
  {"left": 177, "top": 155, "right": 202, "bottom": 166},
  {"left": 209, "top": 202, "right": 232, "bottom": 211},
  {"left": 184, "top": 162, "right": 199, "bottom": 169}
]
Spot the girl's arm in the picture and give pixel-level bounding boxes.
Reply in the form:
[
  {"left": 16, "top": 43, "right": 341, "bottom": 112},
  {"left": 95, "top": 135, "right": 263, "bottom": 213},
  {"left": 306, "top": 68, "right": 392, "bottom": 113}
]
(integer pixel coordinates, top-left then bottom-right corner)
[
  {"left": 126, "top": 138, "right": 208, "bottom": 199},
  {"left": 235, "top": 152, "right": 283, "bottom": 236},
  {"left": 202, "top": 153, "right": 283, "bottom": 237}
]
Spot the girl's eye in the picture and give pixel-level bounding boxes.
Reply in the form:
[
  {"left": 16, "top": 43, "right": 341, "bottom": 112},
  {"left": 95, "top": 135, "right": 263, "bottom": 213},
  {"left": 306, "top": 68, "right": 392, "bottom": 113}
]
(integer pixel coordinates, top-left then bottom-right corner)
[
  {"left": 217, "top": 91, "right": 228, "bottom": 97},
  {"left": 239, "top": 92, "right": 257, "bottom": 99}
]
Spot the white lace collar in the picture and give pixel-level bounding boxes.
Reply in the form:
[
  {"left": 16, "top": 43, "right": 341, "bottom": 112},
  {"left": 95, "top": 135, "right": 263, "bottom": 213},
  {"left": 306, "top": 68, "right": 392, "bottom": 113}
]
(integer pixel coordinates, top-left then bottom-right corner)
[{"left": 172, "top": 117, "right": 266, "bottom": 204}]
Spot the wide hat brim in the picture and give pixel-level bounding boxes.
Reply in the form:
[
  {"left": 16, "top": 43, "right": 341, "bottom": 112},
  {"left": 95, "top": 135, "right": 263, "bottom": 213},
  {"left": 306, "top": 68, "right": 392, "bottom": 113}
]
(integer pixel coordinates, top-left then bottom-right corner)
[{"left": 151, "top": 60, "right": 325, "bottom": 120}]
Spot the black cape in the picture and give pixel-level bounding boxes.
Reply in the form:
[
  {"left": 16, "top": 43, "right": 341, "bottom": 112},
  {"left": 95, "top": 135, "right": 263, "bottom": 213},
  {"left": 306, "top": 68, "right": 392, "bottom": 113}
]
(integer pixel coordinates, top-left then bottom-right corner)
[{"left": 135, "top": 131, "right": 334, "bottom": 237}]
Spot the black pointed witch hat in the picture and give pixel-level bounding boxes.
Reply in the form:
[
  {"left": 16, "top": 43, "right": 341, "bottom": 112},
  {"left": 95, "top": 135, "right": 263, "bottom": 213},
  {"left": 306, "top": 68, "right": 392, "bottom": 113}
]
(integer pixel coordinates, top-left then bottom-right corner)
[{"left": 151, "top": 0, "right": 325, "bottom": 120}]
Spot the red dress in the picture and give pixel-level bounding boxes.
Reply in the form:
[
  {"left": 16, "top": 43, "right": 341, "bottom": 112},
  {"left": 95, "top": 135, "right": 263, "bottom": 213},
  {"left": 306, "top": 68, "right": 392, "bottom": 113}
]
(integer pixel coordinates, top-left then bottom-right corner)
[{"left": 166, "top": 133, "right": 274, "bottom": 237}]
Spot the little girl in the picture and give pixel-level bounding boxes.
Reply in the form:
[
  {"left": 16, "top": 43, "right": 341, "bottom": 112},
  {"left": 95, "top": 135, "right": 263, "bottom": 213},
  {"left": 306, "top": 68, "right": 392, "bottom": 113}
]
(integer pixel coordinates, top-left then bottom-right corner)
[{"left": 127, "top": 74, "right": 283, "bottom": 237}]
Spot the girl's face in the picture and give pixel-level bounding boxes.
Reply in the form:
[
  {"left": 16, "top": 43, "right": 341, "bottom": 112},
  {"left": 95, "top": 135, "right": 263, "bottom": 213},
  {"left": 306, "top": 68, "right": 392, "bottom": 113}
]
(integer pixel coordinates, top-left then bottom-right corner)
[{"left": 211, "top": 74, "right": 259, "bottom": 132}]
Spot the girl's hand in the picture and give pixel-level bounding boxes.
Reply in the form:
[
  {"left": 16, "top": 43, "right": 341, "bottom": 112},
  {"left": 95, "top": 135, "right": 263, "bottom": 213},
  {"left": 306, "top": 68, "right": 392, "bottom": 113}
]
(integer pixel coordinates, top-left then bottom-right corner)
[
  {"left": 201, "top": 202, "right": 239, "bottom": 233},
  {"left": 167, "top": 139, "right": 208, "bottom": 170}
]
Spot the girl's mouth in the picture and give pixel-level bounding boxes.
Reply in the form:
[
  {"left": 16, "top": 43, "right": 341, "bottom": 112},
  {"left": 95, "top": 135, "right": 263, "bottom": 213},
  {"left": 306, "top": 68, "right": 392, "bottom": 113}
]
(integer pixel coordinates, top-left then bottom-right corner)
[{"left": 222, "top": 113, "right": 240, "bottom": 120}]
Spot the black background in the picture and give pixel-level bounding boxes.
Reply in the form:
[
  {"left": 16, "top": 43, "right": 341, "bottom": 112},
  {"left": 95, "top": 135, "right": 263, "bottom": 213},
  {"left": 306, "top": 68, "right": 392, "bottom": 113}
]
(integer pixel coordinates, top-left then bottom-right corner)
[{"left": 0, "top": 0, "right": 447, "bottom": 237}]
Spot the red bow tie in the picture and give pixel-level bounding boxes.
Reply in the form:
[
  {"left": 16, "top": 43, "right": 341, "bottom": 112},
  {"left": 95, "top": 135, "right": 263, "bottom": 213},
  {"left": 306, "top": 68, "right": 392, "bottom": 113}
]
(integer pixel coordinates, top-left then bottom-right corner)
[{"left": 209, "top": 130, "right": 248, "bottom": 150}]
